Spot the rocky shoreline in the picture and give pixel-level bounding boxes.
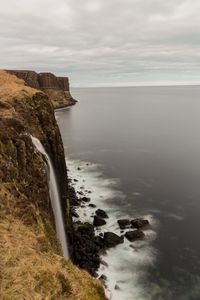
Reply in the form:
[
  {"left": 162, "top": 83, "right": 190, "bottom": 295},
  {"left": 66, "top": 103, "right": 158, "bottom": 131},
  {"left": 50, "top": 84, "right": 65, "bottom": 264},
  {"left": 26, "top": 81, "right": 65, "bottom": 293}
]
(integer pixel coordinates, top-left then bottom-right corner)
[{"left": 67, "top": 168, "right": 150, "bottom": 282}]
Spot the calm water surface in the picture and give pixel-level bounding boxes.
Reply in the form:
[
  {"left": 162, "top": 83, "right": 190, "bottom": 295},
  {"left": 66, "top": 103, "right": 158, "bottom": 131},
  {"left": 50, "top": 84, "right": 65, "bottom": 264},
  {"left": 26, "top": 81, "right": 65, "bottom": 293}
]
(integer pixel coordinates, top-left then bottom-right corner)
[{"left": 56, "top": 86, "right": 200, "bottom": 300}]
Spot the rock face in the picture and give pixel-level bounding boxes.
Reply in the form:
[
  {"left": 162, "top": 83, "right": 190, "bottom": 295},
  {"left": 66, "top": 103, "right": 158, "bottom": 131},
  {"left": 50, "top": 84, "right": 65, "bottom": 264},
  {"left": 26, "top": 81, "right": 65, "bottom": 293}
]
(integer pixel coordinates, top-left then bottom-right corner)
[{"left": 7, "top": 70, "right": 77, "bottom": 109}]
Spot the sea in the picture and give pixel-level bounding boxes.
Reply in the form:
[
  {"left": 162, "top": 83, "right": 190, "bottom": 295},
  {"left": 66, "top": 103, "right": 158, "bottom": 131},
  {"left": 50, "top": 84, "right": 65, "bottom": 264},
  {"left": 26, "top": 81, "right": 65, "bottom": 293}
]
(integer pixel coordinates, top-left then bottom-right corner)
[{"left": 56, "top": 86, "right": 200, "bottom": 300}]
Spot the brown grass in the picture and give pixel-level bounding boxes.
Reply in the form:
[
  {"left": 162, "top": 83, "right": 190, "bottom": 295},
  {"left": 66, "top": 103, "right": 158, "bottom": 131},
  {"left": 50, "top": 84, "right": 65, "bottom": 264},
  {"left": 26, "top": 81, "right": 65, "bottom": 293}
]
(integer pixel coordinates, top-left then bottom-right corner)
[
  {"left": 0, "top": 215, "right": 107, "bottom": 300},
  {"left": 0, "top": 70, "right": 38, "bottom": 102}
]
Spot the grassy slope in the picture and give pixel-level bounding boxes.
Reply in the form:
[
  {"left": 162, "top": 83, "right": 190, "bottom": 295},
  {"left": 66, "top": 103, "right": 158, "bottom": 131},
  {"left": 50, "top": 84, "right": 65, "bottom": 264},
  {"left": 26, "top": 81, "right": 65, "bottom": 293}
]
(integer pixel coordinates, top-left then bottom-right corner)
[{"left": 0, "top": 71, "right": 107, "bottom": 300}]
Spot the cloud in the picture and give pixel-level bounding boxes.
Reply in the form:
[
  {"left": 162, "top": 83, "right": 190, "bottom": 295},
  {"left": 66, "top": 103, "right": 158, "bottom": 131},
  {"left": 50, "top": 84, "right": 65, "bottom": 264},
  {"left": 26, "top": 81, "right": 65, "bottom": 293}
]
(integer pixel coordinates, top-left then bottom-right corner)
[{"left": 0, "top": 0, "right": 200, "bottom": 86}]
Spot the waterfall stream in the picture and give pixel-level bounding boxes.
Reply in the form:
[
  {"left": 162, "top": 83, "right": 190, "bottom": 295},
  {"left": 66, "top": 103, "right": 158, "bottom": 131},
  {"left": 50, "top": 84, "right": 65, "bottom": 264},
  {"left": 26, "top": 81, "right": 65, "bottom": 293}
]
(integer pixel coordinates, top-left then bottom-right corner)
[{"left": 31, "top": 136, "right": 69, "bottom": 258}]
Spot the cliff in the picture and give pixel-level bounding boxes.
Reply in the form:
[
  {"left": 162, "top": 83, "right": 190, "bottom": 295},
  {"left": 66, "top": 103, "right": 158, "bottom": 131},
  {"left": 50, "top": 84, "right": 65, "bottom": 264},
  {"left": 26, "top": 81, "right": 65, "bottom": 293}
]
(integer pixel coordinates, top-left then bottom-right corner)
[
  {"left": 7, "top": 70, "right": 77, "bottom": 109},
  {"left": 0, "top": 70, "right": 106, "bottom": 300}
]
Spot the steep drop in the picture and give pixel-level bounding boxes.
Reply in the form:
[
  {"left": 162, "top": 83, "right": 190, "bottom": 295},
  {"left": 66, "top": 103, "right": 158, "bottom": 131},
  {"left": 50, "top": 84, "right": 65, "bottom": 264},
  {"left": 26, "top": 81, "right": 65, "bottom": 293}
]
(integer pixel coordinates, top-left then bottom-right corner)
[{"left": 31, "top": 136, "right": 69, "bottom": 258}]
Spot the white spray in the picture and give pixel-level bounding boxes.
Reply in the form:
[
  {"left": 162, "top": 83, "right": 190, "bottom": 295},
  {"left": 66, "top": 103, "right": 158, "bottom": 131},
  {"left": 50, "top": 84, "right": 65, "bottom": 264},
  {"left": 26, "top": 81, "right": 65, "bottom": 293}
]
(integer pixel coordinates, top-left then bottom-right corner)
[{"left": 31, "top": 136, "right": 69, "bottom": 258}]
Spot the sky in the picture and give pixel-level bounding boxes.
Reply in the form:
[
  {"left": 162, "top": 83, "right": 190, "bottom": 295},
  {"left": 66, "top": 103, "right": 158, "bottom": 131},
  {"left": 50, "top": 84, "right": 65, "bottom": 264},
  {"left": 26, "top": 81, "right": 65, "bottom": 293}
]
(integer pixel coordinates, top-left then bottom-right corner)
[{"left": 1, "top": 0, "right": 200, "bottom": 87}]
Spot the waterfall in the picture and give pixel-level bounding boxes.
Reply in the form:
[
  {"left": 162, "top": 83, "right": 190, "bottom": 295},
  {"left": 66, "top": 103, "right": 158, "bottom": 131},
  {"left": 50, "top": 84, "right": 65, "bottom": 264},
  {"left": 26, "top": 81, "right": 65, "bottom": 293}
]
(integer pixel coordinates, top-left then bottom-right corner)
[{"left": 31, "top": 136, "right": 69, "bottom": 258}]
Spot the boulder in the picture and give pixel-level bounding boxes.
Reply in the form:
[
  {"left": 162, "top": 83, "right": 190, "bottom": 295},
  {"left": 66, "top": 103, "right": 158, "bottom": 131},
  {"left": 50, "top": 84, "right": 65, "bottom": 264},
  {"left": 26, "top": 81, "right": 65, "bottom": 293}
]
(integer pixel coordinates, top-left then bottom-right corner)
[
  {"left": 72, "top": 211, "right": 79, "bottom": 218},
  {"left": 125, "top": 230, "right": 145, "bottom": 242},
  {"left": 103, "top": 232, "right": 124, "bottom": 248},
  {"left": 95, "top": 209, "right": 108, "bottom": 219},
  {"left": 89, "top": 203, "right": 96, "bottom": 208},
  {"left": 117, "top": 219, "right": 131, "bottom": 229},
  {"left": 81, "top": 196, "right": 90, "bottom": 202},
  {"left": 93, "top": 216, "right": 106, "bottom": 227},
  {"left": 131, "top": 219, "right": 149, "bottom": 229}
]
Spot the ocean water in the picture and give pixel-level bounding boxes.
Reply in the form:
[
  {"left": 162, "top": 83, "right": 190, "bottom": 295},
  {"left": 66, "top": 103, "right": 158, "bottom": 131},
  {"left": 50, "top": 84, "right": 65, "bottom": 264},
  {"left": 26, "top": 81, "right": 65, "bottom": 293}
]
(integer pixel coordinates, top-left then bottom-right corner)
[{"left": 56, "top": 86, "right": 200, "bottom": 300}]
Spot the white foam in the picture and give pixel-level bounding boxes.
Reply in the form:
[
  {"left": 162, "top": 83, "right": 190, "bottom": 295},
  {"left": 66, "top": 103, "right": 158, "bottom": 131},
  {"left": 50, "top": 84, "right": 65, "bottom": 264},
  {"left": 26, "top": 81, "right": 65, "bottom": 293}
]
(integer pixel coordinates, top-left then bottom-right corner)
[{"left": 67, "top": 157, "right": 157, "bottom": 300}]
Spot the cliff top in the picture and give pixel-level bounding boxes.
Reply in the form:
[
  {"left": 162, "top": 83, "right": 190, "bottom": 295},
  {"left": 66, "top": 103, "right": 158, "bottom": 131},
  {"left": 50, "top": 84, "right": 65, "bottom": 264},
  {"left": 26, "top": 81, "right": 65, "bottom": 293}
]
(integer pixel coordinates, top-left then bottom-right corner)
[{"left": 0, "top": 70, "right": 37, "bottom": 102}]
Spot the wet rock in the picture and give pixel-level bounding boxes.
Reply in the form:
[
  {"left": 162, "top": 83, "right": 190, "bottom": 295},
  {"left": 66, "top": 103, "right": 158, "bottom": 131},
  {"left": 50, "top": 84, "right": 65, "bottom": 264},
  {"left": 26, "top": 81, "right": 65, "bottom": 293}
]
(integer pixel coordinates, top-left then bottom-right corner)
[
  {"left": 77, "top": 167, "right": 81, "bottom": 171},
  {"left": 117, "top": 219, "right": 131, "bottom": 229},
  {"left": 131, "top": 218, "right": 149, "bottom": 229},
  {"left": 81, "top": 196, "right": 90, "bottom": 202},
  {"left": 72, "top": 211, "right": 79, "bottom": 218},
  {"left": 115, "top": 284, "right": 120, "bottom": 290},
  {"left": 95, "top": 209, "right": 108, "bottom": 219},
  {"left": 77, "top": 191, "right": 83, "bottom": 196},
  {"left": 100, "top": 274, "right": 107, "bottom": 281},
  {"left": 74, "top": 179, "right": 78, "bottom": 182},
  {"left": 103, "top": 232, "right": 124, "bottom": 248},
  {"left": 125, "top": 230, "right": 145, "bottom": 242},
  {"left": 94, "top": 236, "right": 104, "bottom": 249},
  {"left": 93, "top": 216, "right": 106, "bottom": 227},
  {"left": 101, "top": 259, "right": 108, "bottom": 267},
  {"left": 73, "top": 222, "right": 101, "bottom": 276},
  {"left": 99, "top": 274, "right": 107, "bottom": 287},
  {"left": 89, "top": 203, "right": 96, "bottom": 208}
]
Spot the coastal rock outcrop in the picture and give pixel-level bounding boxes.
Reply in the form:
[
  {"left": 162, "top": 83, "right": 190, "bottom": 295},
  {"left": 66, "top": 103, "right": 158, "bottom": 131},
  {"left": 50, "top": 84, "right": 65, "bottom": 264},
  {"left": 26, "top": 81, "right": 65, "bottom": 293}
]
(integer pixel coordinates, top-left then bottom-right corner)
[
  {"left": 117, "top": 219, "right": 131, "bottom": 229},
  {"left": 131, "top": 218, "right": 149, "bottom": 229},
  {"left": 125, "top": 230, "right": 145, "bottom": 242},
  {"left": 103, "top": 232, "right": 124, "bottom": 248},
  {"left": 7, "top": 70, "right": 77, "bottom": 109}
]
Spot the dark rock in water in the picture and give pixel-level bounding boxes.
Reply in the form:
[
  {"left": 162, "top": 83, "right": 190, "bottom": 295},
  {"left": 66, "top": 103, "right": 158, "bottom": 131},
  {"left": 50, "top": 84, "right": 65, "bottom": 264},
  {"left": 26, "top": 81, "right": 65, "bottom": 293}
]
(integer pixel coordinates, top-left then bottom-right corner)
[
  {"left": 100, "top": 274, "right": 107, "bottom": 281},
  {"left": 89, "top": 203, "right": 96, "bottom": 208},
  {"left": 94, "top": 236, "right": 104, "bottom": 249},
  {"left": 99, "top": 232, "right": 103, "bottom": 237},
  {"left": 103, "top": 232, "right": 124, "bottom": 248},
  {"left": 72, "top": 211, "right": 79, "bottom": 218},
  {"left": 77, "top": 167, "right": 81, "bottom": 170},
  {"left": 81, "top": 196, "right": 90, "bottom": 202},
  {"left": 125, "top": 230, "right": 145, "bottom": 242},
  {"left": 74, "top": 178, "right": 78, "bottom": 182},
  {"left": 99, "top": 274, "right": 107, "bottom": 287},
  {"left": 115, "top": 284, "right": 120, "bottom": 290},
  {"left": 77, "top": 191, "right": 83, "bottom": 196},
  {"left": 131, "top": 219, "right": 149, "bottom": 229},
  {"left": 73, "top": 222, "right": 102, "bottom": 276},
  {"left": 101, "top": 259, "right": 108, "bottom": 267},
  {"left": 118, "top": 219, "right": 131, "bottom": 229},
  {"left": 93, "top": 215, "right": 106, "bottom": 227},
  {"left": 95, "top": 209, "right": 108, "bottom": 219}
]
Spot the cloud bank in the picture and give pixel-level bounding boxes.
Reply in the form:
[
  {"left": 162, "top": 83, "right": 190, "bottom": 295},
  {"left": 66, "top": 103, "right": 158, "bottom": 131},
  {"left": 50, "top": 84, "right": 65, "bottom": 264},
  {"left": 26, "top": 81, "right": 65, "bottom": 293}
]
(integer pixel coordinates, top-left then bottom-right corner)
[{"left": 1, "top": 0, "right": 200, "bottom": 86}]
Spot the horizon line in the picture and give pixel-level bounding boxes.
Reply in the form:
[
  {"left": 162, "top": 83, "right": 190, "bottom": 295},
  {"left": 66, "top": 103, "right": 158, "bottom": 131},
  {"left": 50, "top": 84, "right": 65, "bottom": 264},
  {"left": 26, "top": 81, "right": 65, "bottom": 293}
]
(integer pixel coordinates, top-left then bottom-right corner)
[{"left": 71, "top": 83, "right": 200, "bottom": 89}]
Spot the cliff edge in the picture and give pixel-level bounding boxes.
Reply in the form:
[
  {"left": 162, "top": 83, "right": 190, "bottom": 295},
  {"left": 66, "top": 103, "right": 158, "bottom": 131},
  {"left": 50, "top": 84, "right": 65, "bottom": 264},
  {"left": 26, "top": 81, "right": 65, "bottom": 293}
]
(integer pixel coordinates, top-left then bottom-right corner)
[
  {"left": 0, "top": 70, "right": 106, "bottom": 300},
  {"left": 7, "top": 70, "right": 77, "bottom": 109}
]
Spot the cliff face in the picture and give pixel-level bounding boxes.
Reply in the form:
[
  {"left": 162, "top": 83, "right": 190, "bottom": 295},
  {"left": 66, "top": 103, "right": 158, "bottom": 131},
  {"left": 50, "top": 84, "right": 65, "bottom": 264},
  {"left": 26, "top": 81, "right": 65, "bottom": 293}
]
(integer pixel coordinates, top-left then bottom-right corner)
[
  {"left": 0, "top": 71, "right": 106, "bottom": 300},
  {"left": 7, "top": 70, "right": 77, "bottom": 109}
]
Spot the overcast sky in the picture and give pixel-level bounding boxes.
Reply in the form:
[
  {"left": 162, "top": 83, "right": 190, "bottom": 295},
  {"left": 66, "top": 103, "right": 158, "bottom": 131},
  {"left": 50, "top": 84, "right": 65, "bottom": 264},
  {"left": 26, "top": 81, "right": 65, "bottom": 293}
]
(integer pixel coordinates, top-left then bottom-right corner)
[{"left": 1, "top": 0, "right": 200, "bottom": 87}]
